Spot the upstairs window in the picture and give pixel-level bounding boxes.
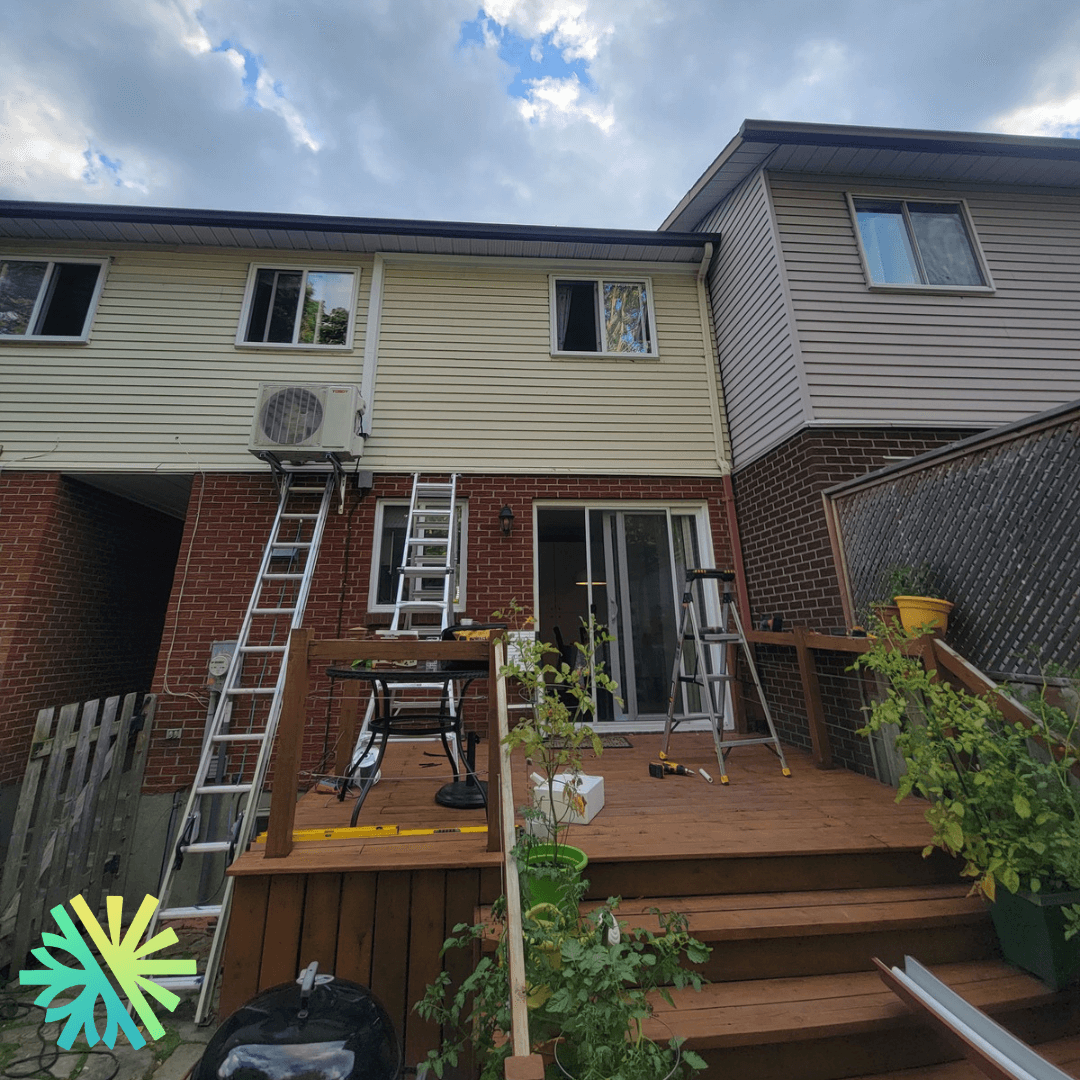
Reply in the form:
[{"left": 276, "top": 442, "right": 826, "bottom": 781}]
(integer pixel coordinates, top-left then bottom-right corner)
[
  {"left": 0, "top": 259, "right": 107, "bottom": 340},
  {"left": 239, "top": 267, "right": 357, "bottom": 347},
  {"left": 850, "top": 197, "right": 991, "bottom": 290},
  {"left": 551, "top": 277, "right": 656, "bottom": 355}
]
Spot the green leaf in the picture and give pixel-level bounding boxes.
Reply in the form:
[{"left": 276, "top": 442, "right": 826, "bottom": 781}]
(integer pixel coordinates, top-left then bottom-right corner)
[{"left": 1012, "top": 794, "right": 1031, "bottom": 819}]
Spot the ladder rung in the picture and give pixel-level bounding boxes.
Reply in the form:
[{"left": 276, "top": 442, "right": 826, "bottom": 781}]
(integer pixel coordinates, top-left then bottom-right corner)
[
  {"left": 212, "top": 733, "right": 268, "bottom": 743},
  {"left": 252, "top": 606, "right": 297, "bottom": 615},
  {"left": 195, "top": 783, "right": 253, "bottom": 794},
  {"left": 180, "top": 841, "right": 232, "bottom": 855},
  {"left": 720, "top": 735, "right": 784, "bottom": 748},
  {"left": 396, "top": 602, "right": 445, "bottom": 611},
  {"left": 287, "top": 486, "right": 327, "bottom": 493},
  {"left": 272, "top": 540, "right": 312, "bottom": 549},
  {"left": 262, "top": 573, "right": 304, "bottom": 580},
  {"left": 159, "top": 905, "right": 222, "bottom": 920},
  {"left": 225, "top": 687, "right": 277, "bottom": 695},
  {"left": 153, "top": 975, "right": 204, "bottom": 991},
  {"left": 399, "top": 567, "right": 451, "bottom": 576},
  {"left": 699, "top": 633, "right": 741, "bottom": 643},
  {"left": 240, "top": 644, "right": 287, "bottom": 653},
  {"left": 280, "top": 513, "right": 318, "bottom": 520}
]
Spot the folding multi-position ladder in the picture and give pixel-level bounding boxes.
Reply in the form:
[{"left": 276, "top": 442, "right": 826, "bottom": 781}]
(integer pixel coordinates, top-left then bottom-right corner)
[
  {"left": 390, "top": 474, "right": 459, "bottom": 635},
  {"left": 148, "top": 467, "right": 338, "bottom": 1023},
  {"left": 662, "top": 568, "right": 790, "bottom": 784},
  {"left": 348, "top": 474, "right": 461, "bottom": 771}
]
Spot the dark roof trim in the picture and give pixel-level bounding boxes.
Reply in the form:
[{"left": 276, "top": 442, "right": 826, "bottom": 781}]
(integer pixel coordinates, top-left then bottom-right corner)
[
  {"left": 822, "top": 396, "right": 1080, "bottom": 499},
  {"left": 0, "top": 199, "right": 717, "bottom": 250},
  {"left": 739, "top": 118, "right": 1080, "bottom": 162},
  {"left": 661, "top": 118, "right": 1080, "bottom": 231}
]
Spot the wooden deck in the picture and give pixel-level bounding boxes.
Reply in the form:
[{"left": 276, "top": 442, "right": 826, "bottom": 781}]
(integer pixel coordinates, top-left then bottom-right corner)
[
  {"left": 221, "top": 734, "right": 1080, "bottom": 1078},
  {"left": 232, "top": 733, "right": 935, "bottom": 878}
]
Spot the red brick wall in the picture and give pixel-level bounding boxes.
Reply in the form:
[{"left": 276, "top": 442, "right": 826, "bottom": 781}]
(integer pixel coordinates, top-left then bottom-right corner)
[
  {"left": 145, "top": 472, "right": 733, "bottom": 792},
  {"left": 0, "top": 473, "right": 183, "bottom": 784},
  {"left": 731, "top": 428, "right": 973, "bottom": 775},
  {"left": 732, "top": 428, "right": 972, "bottom": 632}
]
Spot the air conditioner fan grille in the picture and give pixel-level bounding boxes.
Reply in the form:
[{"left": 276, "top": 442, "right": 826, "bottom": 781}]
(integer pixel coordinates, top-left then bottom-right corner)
[{"left": 260, "top": 387, "right": 324, "bottom": 446}]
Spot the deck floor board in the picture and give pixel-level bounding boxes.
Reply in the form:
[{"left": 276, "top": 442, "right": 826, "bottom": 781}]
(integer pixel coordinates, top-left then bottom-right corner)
[{"left": 233, "top": 735, "right": 934, "bottom": 875}]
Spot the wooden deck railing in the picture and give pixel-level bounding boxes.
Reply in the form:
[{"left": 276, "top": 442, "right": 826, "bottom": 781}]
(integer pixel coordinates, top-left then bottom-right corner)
[
  {"left": 265, "top": 629, "right": 503, "bottom": 858},
  {"left": 742, "top": 629, "right": 1076, "bottom": 777}
]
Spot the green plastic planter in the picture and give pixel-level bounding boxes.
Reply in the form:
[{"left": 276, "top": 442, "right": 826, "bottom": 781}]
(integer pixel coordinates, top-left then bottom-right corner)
[
  {"left": 524, "top": 843, "right": 588, "bottom": 909},
  {"left": 990, "top": 887, "right": 1080, "bottom": 991}
]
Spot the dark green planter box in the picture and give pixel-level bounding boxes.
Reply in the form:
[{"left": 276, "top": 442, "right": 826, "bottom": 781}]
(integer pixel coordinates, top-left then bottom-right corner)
[{"left": 990, "top": 887, "right": 1080, "bottom": 990}]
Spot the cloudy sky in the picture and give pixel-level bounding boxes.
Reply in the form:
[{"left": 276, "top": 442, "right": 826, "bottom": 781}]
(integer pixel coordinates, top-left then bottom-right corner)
[{"left": 3, "top": 0, "right": 1080, "bottom": 229}]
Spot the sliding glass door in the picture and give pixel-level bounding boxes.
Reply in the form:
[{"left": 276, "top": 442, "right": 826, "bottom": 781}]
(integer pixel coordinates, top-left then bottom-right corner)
[{"left": 536, "top": 504, "right": 708, "bottom": 723}]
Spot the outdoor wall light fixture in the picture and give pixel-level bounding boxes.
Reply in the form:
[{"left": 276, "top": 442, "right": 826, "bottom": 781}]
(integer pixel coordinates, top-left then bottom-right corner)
[{"left": 498, "top": 505, "right": 514, "bottom": 536}]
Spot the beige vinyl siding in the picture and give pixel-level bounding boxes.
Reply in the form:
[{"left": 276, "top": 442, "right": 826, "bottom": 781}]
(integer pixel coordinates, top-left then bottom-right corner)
[
  {"left": 701, "top": 172, "right": 806, "bottom": 468},
  {"left": 0, "top": 244, "right": 370, "bottom": 470},
  {"left": 359, "top": 261, "right": 724, "bottom": 475},
  {"left": 770, "top": 173, "right": 1080, "bottom": 427}
]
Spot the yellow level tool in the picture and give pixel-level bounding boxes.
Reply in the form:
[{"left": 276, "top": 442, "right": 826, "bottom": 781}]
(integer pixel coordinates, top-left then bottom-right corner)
[{"left": 255, "top": 824, "right": 488, "bottom": 843}]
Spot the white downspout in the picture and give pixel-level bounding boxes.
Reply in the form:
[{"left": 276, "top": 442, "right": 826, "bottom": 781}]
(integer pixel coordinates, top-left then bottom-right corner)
[{"left": 360, "top": 253, "right": 385, "bottom": 433}]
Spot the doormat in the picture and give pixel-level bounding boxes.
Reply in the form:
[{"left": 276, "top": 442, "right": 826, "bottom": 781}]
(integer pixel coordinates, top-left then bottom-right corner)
[{"left": 545, "top": 735, "right": 633, "bottom": 749}]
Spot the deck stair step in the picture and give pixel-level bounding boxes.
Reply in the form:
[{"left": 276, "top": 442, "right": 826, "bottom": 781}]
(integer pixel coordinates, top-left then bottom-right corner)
[
  {"left": 846, "top": 1031, "right": 1080, "bottom": 1079},
  {"left": 479, "top": 884, "right": 995, "bottom": 982},
  {"left": 648, "top": 960, "right": 1080, "bottom": 1080}
]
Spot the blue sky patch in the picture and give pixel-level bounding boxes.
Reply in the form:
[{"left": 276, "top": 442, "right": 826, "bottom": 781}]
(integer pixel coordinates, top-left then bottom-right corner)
[
  {"left": 82, "top": 148, "right": 124, "bottom": 187},
  {"left": 215, "top": 40, "right": 262, "bottom": 104},
  {"left": 458, "top": 10, "right": 592, "bottom": 98}
]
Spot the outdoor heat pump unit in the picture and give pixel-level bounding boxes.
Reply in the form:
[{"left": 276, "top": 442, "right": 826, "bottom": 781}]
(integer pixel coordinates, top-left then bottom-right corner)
[{"left": 248, "top": 383, "right": 366, "bottom": 463}]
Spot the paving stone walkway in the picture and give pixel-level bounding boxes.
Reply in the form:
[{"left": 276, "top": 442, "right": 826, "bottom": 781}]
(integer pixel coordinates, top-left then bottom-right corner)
[{"left": 0, "top": 994, "right": 212, "bottom": 1080}]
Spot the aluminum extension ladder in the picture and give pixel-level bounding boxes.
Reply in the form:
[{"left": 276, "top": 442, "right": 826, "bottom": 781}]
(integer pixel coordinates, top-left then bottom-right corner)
[
  {"left": 147, "top": 467, "right": 338, "bottom": 1023},
  {"left": 662, "top": 568, "right": 790, "bottom": 784}
]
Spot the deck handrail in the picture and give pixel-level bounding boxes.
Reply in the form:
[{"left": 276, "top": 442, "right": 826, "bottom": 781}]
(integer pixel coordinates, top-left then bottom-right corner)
[
  {"left": 493, "top": 638, "right": 544, "bottom": 1079},
  {"left": 265, "top": 630, "right": 498, "bottom": 858},
  {"left": 738, "top": 629, "right": 1077, "bottom": 779}
]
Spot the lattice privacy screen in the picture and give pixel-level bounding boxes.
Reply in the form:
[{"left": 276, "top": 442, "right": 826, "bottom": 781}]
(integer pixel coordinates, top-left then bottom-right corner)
[{"left": 828, "top": 408, "right": 1080, "bottom": 679}]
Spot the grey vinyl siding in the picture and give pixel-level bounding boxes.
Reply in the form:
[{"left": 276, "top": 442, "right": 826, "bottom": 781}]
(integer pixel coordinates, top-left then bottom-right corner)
[
  {"left": 0, "top": 244, "right": 370, "bottom": 470},
  {"left": 769, "top": 173, "right": 1080, "bottom": 427},
  {"left": 703, "top": 172, "right": 805, "bottom": 468}
]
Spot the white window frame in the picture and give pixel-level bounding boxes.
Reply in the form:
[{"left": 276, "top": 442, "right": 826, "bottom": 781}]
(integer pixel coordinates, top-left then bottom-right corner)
[
  {"left": 549, "top": 275, "right": 659, "bottom": 358},
  {"left": 367, "top": 499, "right": 468, "bottom": 613},
  {"left": 846, "top": 194, "right": 995, "bottom": 295},
  {"left": 0, "top": 257, "right": 109, "bottom": 342},
  {"left": 235, "top": 264, "right": 359, "bottom": 349}
]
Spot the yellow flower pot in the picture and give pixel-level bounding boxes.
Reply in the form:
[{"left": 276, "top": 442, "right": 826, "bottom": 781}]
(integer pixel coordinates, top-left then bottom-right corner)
[{"left": 895, "top": 595, "right": 953, "bottom": 636}]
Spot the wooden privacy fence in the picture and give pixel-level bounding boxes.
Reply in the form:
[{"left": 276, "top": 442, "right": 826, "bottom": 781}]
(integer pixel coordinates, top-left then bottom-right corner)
[{"left": 0, "top": 692, "right": 156, "bottom": 971}]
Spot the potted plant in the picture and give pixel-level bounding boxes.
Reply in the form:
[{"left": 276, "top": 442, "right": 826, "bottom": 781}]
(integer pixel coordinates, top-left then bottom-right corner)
[
  {"left": 853, "top": 640, "right": 1080, "bottom": 989},
  {"left": 415, "top": 868, "right": 710, "bottom": 1080},
  {"left": 876, "top": 563, "right": 953, "bottom": 635},
  {"left": 495, "top": 606, "right": 620, "bottom": 905}
]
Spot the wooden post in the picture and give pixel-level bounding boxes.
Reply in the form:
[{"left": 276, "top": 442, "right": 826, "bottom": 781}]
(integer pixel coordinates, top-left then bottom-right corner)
[
  {"left": 336, "top": 682, "right": 362, "bottom": 779},
  {"left": 487, "top": 636, "right": 503, "bottom": 853},
  {"left": 794, "top": 627, "right": 833, "bottom": 769},
  {"left": 265, "top": 627, "right": 311, "bottom": 859}
]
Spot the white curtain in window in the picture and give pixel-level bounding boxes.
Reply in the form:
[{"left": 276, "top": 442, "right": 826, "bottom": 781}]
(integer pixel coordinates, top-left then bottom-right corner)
[{"left": 555, "top": 282, "right": 573, "bottom": 350}]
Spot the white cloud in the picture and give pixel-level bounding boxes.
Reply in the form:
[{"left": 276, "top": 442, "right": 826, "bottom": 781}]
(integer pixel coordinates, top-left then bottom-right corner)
[
  {"left": 518, "top": 74, "right": 613, "bottom": 132},
  {"left": 481, "top": 0, "right": 610, "bottom": 61},
  {"left": 991, "top": 47, "right": 1080, "bottom": 137},
  {"left": 253, "top": 69, "right": 321, "bottom": 152}
]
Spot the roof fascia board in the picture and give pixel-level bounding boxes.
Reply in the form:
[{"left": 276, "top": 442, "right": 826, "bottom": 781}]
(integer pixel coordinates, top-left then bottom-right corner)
[{"left": 0, "top": 199, "right": 718, "bottom": 251}]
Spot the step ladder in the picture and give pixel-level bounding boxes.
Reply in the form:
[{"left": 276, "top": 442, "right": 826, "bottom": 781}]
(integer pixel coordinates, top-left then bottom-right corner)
[
  {"left": 147, "top": 466, "right": 339, "bottom": 1023},
  {"left": 662, "top": 568, "right": 790, "bottom": 784},
  {"left": 349, "top": 474, "right": 461, "bottom": 767}
]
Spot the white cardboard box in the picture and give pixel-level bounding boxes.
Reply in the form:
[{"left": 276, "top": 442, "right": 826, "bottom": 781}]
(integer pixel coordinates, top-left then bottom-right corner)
[{"left": 527, "top": 772, "right": 605, "bottom": 837}]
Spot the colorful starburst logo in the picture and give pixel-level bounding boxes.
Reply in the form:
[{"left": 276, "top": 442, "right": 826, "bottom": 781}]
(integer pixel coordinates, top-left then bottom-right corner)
[{"left": 19, "top": 894, "right": 197, "bottom": 1050}]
